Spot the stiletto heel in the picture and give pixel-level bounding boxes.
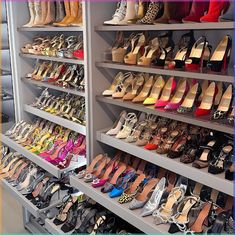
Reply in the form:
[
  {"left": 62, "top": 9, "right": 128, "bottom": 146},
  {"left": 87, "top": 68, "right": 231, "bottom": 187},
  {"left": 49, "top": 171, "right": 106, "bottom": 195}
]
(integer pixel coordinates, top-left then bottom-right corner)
[
  {"left": 155, "top": 77, "right": 177, "bottom": 108},
  {"left": 213, "top": 84, "right": 232, "bottom": 120},
  {"left": 207, "top": 35, "right": 232, "bottom": 72},
  {"left": 124, "top": 34, "right": 145, "bottom": 65},
  {"left": 177, "top": 82, "right": 201, "bottom": 113},
  {"left": 132, "top": 75, "right": 154, "bottom": 103},
  {"left": 194, "top": 82, "right": 218, "bottom": 117},
  {"left": 143, "top": 76, "right": 165, "bottom": 105},
  {"left": 185, "top": 36, "right": 212, "bottom": 71}
]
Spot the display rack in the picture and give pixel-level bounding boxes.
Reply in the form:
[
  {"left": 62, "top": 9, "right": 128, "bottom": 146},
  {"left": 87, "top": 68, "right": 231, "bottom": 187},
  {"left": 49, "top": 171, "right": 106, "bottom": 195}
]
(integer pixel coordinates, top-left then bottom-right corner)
[{"left": 3, "top": 1, "right": 234, "bottom": 234}]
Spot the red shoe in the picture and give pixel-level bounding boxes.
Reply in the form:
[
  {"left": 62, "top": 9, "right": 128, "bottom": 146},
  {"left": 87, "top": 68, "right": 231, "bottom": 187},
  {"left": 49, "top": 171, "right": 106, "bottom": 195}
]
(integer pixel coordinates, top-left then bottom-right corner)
[
  {"left": 200, "top": 0, "right": 230, "bottom": 22},
  {"left": 47, "top": 64, "right": 65, "bottom": 83},
  {"left": 182, "top": 1, "right": 209, "bottom": 23},
  {"left": 73, "top": 49, "right": 84, "bottom": 60},
  {"left": 194, "top": 82, "right": 218, "bottom": 117}
]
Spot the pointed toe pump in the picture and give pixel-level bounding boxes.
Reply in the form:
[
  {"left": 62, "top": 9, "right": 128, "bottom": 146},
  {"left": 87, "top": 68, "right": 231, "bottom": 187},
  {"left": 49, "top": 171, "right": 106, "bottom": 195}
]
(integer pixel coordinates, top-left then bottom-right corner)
[
  {"left": 194, "top": 82, "right": 217, "bottom": 117},
  {"left": 124, "top": 34, "right": 145, "bottom": 65},
  {"left": 207, "top": 35, "right": 232, "bottom": 72},
  {"left": 155, "top": 77, "right": 177, "bottom": 108},
  {"left": 132, "top": 75, "right": 154, "bottom": 103},
  {"left": 185, "top": 36, "right": 211, "bottom": 71},
  {"left": 164, "top": 80, "right": 189, "bottom": 110},
  {"left": 177, "top": 83, "right": 201, "bottom": 113},
  {"left": 213, "top": 84, "right": 232, "bottom": 120},
  {"left": 143, "top": 76, "right": 165, "bottom": 105}
]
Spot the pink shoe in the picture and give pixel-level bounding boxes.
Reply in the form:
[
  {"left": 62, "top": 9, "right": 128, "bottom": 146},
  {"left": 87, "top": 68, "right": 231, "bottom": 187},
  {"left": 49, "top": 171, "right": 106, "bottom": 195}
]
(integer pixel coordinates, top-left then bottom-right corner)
[
  {"left": 155, "top": 77, "right": 177, "bottom": 108},
  {"left": 39, "top": 140, "right": 63, "bottom": 158},
  {"left": 164, "top": 80, "right": 189, "bottom": 110},
  {"left": 72, "top": 138, "right": 86, "bottom": 156}
]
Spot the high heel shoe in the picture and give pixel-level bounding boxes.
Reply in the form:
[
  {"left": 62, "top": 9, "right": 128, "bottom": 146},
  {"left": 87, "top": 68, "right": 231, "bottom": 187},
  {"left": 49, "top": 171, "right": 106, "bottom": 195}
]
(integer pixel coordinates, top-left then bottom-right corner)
[
  {"left": 115, "top": 113, "right": 138, "bottom": 139},
  {"left": 185, "top": 36, "right": 212, "bottom": 71},
  {"left": 143, "top": 76, "right": 165, "bottom": 105},
  {"left": 112, "top": 72, "right": 134, "bottom": 98},
  {"left": 227, "top": 107, "right": 234, "bottom": 125},
  {"left": 155, "top": 77, "right": 177, "bottom": 108},
  {"left": 192, "top": 139, "right": 218, "bottom": 169},
  {"left": 213, "top": 84, "right": 232, "bottom": 119},
  {"left": 194, "top": 82, "right": 218, "bottom": 117},
  {"left": 103, "top": 72, "right": 125, "bottom": 97},
  {"left": 123, "top": 74, "right": 145, "bottom": 101},
  {"left": 189, "top": 201, "right": 213, "bottom": 233},
  {"left": 177, "top": 83, "right": 201, "bottom": 113},
  {"left": 132, "top": 75, "right": 154, "bottom": 103},
  {"left": 208, "top": 141, "right": 233, "bottom": 174},
  {"left": 124, "top": 34, "right": 145, "bottom": 65},
  {"left": 126, "top": 120, "right": 148, "bottom": 143},
  {"left": 137, "top": 1, "right": 163, "bottom": 24},
  {"left": 168, "top": 196, "right": 199, "bottom": 233},
  {"left": 137, "top": 38, "right": 159, "bottom": 66},
  {"left": 207, "top": 35, "right": 232, "bottom": 72},
  {"left": 164, "top": 80, "right": 189, "bottom": 110},
  {"left": 168, "top": 31, "right": 195, "bottom": 69}
]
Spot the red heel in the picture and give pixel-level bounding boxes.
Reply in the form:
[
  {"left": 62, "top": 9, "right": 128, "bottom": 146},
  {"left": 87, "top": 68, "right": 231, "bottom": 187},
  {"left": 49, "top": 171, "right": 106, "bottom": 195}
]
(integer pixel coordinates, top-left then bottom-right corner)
[{"left": 194, "top": 82, "right": 218, "bottom": 117}]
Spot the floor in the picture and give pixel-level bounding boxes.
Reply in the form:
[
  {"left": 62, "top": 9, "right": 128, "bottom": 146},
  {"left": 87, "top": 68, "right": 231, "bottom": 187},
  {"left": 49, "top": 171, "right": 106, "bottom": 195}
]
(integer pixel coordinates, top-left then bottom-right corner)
[{"left": 2, "top": 187, "right": 29, "bottom": 234}]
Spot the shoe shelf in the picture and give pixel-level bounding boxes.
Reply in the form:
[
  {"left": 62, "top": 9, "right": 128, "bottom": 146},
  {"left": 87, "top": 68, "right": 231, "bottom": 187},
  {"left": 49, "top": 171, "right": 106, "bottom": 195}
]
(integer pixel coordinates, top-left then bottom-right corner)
[
  {"left": 24, "top": 105, "right": 86, "bottom": 136},
  {"left": 18, "top": 26, "right": 83, "bottom": 32},
  {"left": 20, "top": 53, "right": 84, "bottom": 65},
  {"left": 44, "top": 218, "right": 74, "bottom": 235},
  {"left": 96, "top": 96, "right": 233, "bottom": 135},
  {"left": 70, "top": 175, "right": 169, "bottom": 234},
  {"left": 21, "top": 77, "right": 85, "bottom": 97},
  {"left": 1, "top": 134, "right": 86, "bottom": 178},
  {"left": 95, "top": 22, "right": 234, "bottom": 31},
  {"left": 96, "top": 130, "right": 233, "bottom": 197},
  {"left": 96, "top": 62, "right": 233, "bottom": 83},
  {"left": 1, "top": 179, "right": 41, "bottom": 218}
]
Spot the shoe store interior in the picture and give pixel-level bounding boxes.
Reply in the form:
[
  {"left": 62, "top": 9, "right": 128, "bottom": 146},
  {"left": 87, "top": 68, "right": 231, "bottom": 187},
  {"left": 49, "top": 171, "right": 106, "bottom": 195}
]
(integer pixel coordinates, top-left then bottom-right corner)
[{"left": 0, "top": 0, "right": 234, "bottom": 234}]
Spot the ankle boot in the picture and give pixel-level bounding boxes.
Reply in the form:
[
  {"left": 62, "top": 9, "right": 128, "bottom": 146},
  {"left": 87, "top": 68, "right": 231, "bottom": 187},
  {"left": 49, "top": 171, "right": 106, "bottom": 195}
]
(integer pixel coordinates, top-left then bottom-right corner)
[
  {"left": 44, "top": 1, "right": 55, "bottom": 25},
  {"left": 71, "top": 2, "right": 83, "bottom": 26},
  {"left": 183, "top": 1, "right": 209, "bottom": 23},
  {"left": 138, "top": 0, "right": 163, "bottom": 24},
  {"left": 219, "top": 1, "right": 233, "bottom": 21},
  {"left": 54, "top": 0, "right": 71, "bottom": 26},
  {"left": 155, "top": 1, "right": 191, "bottom": 24},
  {"left": 200, "top": 0, "right": 230, "bottom": 22},
  {"left": 23, "top": 0, "right": 36, "bottom": 27},
  {"left": 54, "top": 1, "right": 65, "bottom": 23},
  {"left": 119, "top": 0, "right": 138, "bottom": 25}
]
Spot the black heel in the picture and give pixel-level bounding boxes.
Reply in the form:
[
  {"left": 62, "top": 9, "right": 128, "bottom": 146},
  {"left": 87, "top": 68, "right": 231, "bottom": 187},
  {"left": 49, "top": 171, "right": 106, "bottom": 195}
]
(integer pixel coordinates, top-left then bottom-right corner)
[
  {"left": 207, "top": 35, "right": 232, "bottom": 72},
  {"left": 207, "top": 211, "right": 228, "bottom": 234}
]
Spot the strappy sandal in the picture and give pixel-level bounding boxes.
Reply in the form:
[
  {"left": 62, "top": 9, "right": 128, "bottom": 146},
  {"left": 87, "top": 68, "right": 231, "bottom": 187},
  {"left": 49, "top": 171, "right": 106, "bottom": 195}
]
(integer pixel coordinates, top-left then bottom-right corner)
[
  {"left": 153, "top": 186, "right": 186, "bottom": 225},
  {"left": 156, "top": 130, "right": 180, "bottom": 155},
  {"left": 126, "top": 120, "right": 148, "bottom": 143}
]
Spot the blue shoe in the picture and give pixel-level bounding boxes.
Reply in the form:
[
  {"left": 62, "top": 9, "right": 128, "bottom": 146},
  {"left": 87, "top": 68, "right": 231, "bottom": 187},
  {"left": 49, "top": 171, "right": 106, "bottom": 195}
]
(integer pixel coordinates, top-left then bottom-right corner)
[{"left": 109, "top": 171, "right": 136, "bottom": 198}]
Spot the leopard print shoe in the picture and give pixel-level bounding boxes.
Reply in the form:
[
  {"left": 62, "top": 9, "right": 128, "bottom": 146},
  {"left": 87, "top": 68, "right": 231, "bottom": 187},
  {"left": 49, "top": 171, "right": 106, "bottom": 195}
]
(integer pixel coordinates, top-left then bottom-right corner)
[{"left": 138, "top": 1, "right": 163, "bottom": 24}]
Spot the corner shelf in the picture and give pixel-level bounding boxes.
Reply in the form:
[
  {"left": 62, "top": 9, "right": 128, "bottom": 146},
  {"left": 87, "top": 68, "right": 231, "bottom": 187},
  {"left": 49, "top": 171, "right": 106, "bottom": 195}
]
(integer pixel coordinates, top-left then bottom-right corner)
[
  {"left": 24, "top": 105, "right": 86, "bottom": 136},
  {"left": 18, "top": 26, "right": 83, "bottom": 32},
  {"left": 96, "top": 130, "right": 233, "bottom": 196},
  {"left": 96, "top": 62, "right": 233, "bottom": 83},
  {"left": 1, "top": 179, "right": 40, "bottom": 218},
  {"left": 70, "top": 175, "right": 169, "bottom": 234},
  {"left": 1, "top": 134, "right": 86, "bottom": 178},
  {"left": 96, "top": 96, "right": 233, "bottom": 135},
  {"left": 95, "top": 22, "right": 234, "bottom": 31},
  {"left": 22, "top": 77, "right": 85, "bottom": 97},
  {"left": 20, "top": 53, "right": 84, "bottom": 65}
]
